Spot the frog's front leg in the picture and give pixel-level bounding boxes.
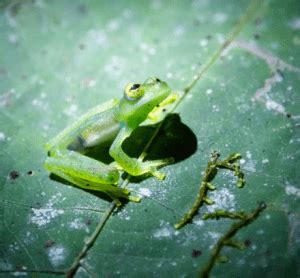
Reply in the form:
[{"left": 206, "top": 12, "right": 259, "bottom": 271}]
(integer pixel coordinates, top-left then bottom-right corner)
[
  {"left": 45, "top": 149, "right": 140, "bottom": 205},
  {"left": 109, "top": 127, "right": 173, "bottom": 179}
]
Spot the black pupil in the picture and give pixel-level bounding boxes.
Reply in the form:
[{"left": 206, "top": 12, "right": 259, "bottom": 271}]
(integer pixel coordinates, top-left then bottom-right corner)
[{"left": 130, "top": 84, "right": 140, "bottom": 91}]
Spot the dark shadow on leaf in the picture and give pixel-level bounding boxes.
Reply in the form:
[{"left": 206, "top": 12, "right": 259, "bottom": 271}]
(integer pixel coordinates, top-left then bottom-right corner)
[
  {"left": 86, "top": 113, "right": 197, "bottom": 164},
  {"left": 122, "top": 113, "right": 198, "bottom": 183}
]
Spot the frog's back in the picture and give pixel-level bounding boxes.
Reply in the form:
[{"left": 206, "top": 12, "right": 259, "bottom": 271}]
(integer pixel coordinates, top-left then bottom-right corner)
[{"left": 45, "top": 99, "right": 120, "bottom": 153}]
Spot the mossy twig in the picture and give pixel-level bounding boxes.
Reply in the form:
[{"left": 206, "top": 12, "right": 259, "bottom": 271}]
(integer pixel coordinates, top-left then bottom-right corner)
[
  {"left": 175, "top": 152, "right": 245, "bottom": 229},
  {"left": 203, "top": 210, "right": 246, "bottom": 220},
  {"left": 199, "top": 202, "right": 267, "bottom": 278}
]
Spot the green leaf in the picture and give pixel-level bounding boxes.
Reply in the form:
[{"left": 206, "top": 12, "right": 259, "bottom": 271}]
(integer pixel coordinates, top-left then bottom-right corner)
[{"left": 0, "top": 1, "right": 299, "bottom": 277}]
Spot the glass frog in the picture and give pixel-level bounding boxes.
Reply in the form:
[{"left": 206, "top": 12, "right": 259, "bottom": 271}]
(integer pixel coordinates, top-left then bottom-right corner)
[{"left": 45, "top": 77, "right": 178, "bottom": 206}]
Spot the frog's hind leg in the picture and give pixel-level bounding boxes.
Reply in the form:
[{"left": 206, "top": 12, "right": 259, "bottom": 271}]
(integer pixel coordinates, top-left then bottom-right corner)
[
  {"left": 45, "top": 150, "right": 140, "bottom": 205},
  {"left": 46, "top": 167, "right": 140, "bottom": 206},
  {"left": 46, "top": 149, "right": 120, "bottom": 185}
]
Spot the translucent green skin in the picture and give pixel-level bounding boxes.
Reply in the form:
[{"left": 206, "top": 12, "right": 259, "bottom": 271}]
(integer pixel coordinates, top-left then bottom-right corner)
[{"left": 45, "top": 78, "right": 173, "bottom": 205}]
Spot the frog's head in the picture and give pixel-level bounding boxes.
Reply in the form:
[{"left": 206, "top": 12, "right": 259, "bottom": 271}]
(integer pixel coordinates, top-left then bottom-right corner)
[{"left": 116, "top": 77, "right": 171, "bottom": 128}]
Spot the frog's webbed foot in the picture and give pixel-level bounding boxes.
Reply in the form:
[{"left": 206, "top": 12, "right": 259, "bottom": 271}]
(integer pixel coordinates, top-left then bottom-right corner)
[
  {"left": 141, "top": 157, "right": 174, "bottom": 180},
  {"left": 106, "top": 188, "right": 141, "bottom": 206},
  {"left": 111, "top": 157, "right": 174, "bottom": 179}
]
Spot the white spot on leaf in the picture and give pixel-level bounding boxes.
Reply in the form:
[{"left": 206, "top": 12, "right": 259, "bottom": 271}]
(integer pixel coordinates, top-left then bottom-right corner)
[
  {"left": 107, "top": 19, "right": 120, "bottom": 31},
  {"left": 285, "top": 184, "right": 300, "bottom": 198},
  {"left": 206, "top": 88, "right": 213, "bottom": 95},
  {"left": 138, "top": 188, "right": 152, "bottom": 197},
  {"left": 0, "top": 132, "right": 6, "bottom": 142},
  {"left": 246, "top": 151, "right": 252, "bottom": 159},
  {"left": 167, "top": 72, "right": 173, "bottom": 79},
  {"left": 30, "top": 208, "right": 64, "bottom": 227},
  {"left": 265, "top": 99, "right": 286, "bottom": 114},
  {"left": 153, "top": 221, "right": 173, "bottom": 239},
  {"left": 213, "top": 13, "right": 228, "bottom": 24},
  {"left": 200, "top": 39, "right": 208, "bottom": 47},
  {"left": 207, "top": 188, "right": 236, "bottom": 212},
  {"left": 48, "top": 245, "right": 67, "bottom": 267},
  {"left": 153, "top": 227, "right": 172, "bottom": 239},
  {"left": 11, "top": 272, "right": 27, "bottom": 277},
  {"left": 63, "top": 104, "right": 78, "bottom": 117},
  {"left": 29, "top": 193, "right": 64, "bottom": 227},
  {"left": 288, "top": 17, "right": 300, "bottom": 30},
  {"left": 104, "top": 56, "right": 125, "bottom": 77},
  {"left": 87, "top": 29, "right": 108, "bottom": 47},
  {"left": 8, "top": 33, "right": 18, "bottom": 44},
  {"left": 69, "top": 218, "right": 89, "bottom": 233}
]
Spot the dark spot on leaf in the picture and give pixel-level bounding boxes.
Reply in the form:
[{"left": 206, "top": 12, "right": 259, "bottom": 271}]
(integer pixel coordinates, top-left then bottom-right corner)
[
  {"left": 85, "top": 219, "right": 92, "bottom": 225},
  {"left": 264, "top": 249, "right": 272, "bottom": 256},
  {"left": 0, "top": 68, "right": 7, "bottom": 76},
  {"left": 10, "top": 2, "right": 22, "bottom": 16},
  {"left": 27, "top": 170, "right": 34, "bottom": 176},
  {"left": 79, "top": 43, "right": 85, "bottom": 50},
  {"left": 162, "top": 109, "right": 166, "bottom": 112},
  {"left": 206, "top": 35, "right": 212, "bottom": 40},
  {"left": 276, "top": 69, "right": 284, "bottom": 78},
  {"left": 77, "top": 4, "right": 87, "bottom": 14},
  {"left": 255, "top": 17, "right": 262, "bottom": 26},
  {"left": 15, "top": 266, "right": 23, "bottom": 271},
  {"left": 192, "top": 249, "right": 202, "bottom": 258},
  {"left": 153, "top": 37, "right": 160, "bottom": 44},
  {"left": 193, "top": 19, "right": 201, "bottom": 26},
  {"left": 44, "top": 240, "right": 55, "bottom": 248},
  {"left": 244, "top": 239, "right": 251, "bottom": 247},
  {"left": 254, "top": 33, "right": 260, "bottom": 40},
  {"left": 286, "top": 113, "right": 291, "bottom": 118},
  {"left": 259, "top": 201, "right": 267, "bottom": 209},
  {"left": 9, "top": 170, "right": 19, "bottom": 180}
]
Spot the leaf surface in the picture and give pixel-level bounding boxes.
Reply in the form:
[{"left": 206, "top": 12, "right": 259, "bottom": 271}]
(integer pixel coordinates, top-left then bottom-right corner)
[{"left": 0, "top": 1, "right": 299, "bottom": 277}]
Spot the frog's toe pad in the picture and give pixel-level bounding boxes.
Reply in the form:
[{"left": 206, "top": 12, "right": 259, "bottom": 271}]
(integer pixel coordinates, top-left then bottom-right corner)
[
  {"left": 151, "top": 170, "right": 166, "bottom": 180},
  {"left": 145, "top": 157, "right": 174, "bottom": 179}
]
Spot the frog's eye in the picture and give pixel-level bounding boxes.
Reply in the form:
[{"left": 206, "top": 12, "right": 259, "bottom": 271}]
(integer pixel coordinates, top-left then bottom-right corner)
[
  {"left": 124, "top": 82, "right": 144, "bottom": 101},
  {"left": 144, "top": 77, "right": 161, "bottom": 84},
  {"left": 130, "top": 84, "right": 140, "bottom": 90},
  {"left": 144, "top": 77, "right": 156, "bottom": 84}
]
